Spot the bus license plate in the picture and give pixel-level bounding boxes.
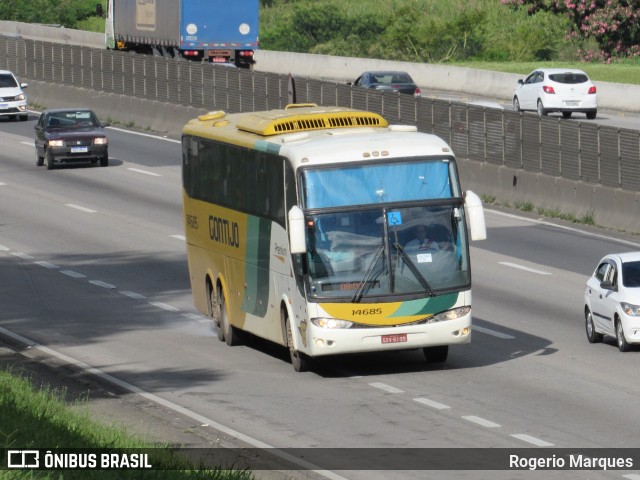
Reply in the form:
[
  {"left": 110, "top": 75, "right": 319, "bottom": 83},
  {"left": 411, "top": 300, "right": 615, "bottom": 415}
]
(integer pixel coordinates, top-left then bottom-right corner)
[
  {"left": 381, "top": 333, "right": 407, "bottom": 344},
  {"left": 71, "top": 146, "right": 88, "bottom": 153}
]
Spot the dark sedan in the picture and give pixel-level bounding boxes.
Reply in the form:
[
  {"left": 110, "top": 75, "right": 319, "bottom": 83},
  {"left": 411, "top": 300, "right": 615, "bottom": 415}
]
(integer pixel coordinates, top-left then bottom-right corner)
[
  {"left": 34, "top": 108, "right": 109, "bottom": 170},
  {"left": 350, "top": 71, "right": 422, "bottom": 97}
]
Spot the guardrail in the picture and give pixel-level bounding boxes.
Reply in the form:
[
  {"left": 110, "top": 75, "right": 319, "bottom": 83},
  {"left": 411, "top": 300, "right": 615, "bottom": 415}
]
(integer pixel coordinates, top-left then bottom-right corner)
[{"left": 2, "top": 34, "right": 640, "bottom": 229}]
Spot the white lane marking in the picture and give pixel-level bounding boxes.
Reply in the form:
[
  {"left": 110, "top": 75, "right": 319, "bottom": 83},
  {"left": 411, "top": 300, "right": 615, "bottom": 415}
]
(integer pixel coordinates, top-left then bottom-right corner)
[
  {"left": 623, "top": 475, "right": 640, "bottom": 480},
  {"left": 106, "top": 126, "right": 180, "bottom": 143},
  {"left": 148, "top": 302, "right": 179, "bottom": 312},
  {"left": 369, "top": 382, "right": 404, "bottom": 394},
  {"left": 170, "top": 234, "right": 185, "bottom": 241},
  {"left": 34, "top": 261, "right": 59, "bottom": 269},
  {"left": 511, "top": 434, "right": 554, "bottom": 447},
  {"left": 0, "top": 325, "right": 349, "bottom": 480},
  {"left": 66, "top": 204, "right": 97, "bottom": 213},
  {"left": 182, "top": 313, "right": 208, "bottom": 322},
  {"left": 128, "top": 168, "right": 161, "bottom": 177},
  {"left": 473, "top": 325, "right": 515, "bottom": 340},
  {"left": 0, "top": 244, "right": 10, "bottom": 251},
  {"left": 89, "top": 280, "right": 116, "bottom": 289},
  {"left": 20, "top": 141, "right": 33, "bottom": 146},
  {"left": 119, "top": 291, "right": 147, "bottom": 300},
  {"left": 498, "top": 261, "right": 551, "bottom": 275},
  {"left": 61, "top": 270, "right": 86, "bottom": 278},
  {"left": 462, "top": 415, "right": 501, "bottom": 428},
  {"left": 413, "top": 397, "right": 451, "bottom": 410},
  {"left": 11, "top": 252, "right": 33, "bottom": 259},
  {"left": 0, "top": 182, "right": 6, "bottom": 186}
]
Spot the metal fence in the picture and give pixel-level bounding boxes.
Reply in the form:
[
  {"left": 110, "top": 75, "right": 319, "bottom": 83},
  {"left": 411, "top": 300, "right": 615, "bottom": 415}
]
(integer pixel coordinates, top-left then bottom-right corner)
[{"left": 3, "top": 35, "right": 640, "bottom": 192}]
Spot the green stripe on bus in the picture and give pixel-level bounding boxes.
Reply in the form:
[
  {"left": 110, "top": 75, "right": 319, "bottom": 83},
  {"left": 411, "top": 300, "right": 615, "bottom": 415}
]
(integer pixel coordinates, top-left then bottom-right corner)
[
  {"left": 242, "top": 216, "right": 271, "bottom": 317},
  {"left": 389, "top": 293, "right": 459, "bottom": 317}
]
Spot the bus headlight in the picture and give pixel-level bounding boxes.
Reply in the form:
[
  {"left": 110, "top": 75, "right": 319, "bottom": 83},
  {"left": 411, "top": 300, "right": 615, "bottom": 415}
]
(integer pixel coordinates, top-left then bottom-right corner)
[
  {"left": 431, "top": 306, "right": 471, "bottom": 322},
  {"left": 311, "top": 318, "right": 353, "bottom": 329}
]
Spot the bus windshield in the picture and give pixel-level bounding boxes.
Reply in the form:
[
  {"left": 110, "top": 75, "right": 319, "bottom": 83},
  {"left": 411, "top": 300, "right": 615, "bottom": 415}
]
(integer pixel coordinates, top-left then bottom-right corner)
[
  {"left": 301, "top": 158, "right": 458, "bottom": 209},
  {"left": 305, "top": 204, "right": 470, "bottom": 300}
]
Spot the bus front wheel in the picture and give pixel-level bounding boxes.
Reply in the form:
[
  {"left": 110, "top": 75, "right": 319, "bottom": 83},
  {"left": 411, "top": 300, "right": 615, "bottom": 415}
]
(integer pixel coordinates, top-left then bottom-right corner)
[
  {"left": 423, "top": 345, "right": 448, "bottom": 363},
  {"left": 285, "top": 312, "right": 308, "bottom": 372}
]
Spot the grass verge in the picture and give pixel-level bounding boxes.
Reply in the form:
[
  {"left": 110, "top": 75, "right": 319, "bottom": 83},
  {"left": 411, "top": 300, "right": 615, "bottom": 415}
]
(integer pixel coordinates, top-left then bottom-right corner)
[
  {"left": 483, "top": 195, "right": 597, "bottom": 227},
  {"left": 0, "top": 368, "right": 254, "bottom": 480}
]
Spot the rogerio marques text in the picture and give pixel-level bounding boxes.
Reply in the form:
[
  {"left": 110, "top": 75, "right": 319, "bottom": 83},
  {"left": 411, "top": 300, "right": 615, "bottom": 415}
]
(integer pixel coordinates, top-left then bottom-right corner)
[{"left": 510, "top": 454, "right": 634, "bottom": 471}]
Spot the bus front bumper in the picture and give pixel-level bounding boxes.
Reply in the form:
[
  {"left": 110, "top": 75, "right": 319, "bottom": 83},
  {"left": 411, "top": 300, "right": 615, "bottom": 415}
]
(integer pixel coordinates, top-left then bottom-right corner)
[{"left": 301, "top": 316, "right": 472, "bottom": 357}]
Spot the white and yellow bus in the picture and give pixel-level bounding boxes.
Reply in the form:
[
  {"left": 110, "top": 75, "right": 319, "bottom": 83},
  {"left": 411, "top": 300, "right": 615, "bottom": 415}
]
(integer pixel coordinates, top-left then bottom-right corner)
[{"left": 181, "top": 105, "right": 486, "bottom": 371}]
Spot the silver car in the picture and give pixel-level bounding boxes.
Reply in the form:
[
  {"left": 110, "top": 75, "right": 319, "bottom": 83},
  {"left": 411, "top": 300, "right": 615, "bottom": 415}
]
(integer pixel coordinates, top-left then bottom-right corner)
[
  {"left": 513, "top": 68, "right": 597, "bottom": 119},
  {"left": 0, "top": 70, "right": 28, "bottom": 121}
]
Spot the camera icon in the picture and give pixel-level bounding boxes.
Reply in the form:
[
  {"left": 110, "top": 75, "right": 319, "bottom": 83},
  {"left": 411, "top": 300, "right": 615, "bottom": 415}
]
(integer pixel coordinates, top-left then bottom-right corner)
[{"left": 7, "top": 450, "right": 40, "bottom": 468}]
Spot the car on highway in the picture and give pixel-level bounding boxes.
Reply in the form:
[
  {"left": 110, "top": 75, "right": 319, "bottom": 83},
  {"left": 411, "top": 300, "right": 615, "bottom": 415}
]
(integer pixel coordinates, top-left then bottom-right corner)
[
  {"left": 349, "top": 71, "right": 422, "bottom": 97},
  {"left": 584, "top": 252, "right": 640, "bottom": 352},
  {"left": 513, "top": 68, "right": 597, "bottom": 119},
  {"left": 34, "top": 108, "right": 109, "bottom": 170},
  {"left": 0, "top": 69, "right": 28, "bottom": 121}
]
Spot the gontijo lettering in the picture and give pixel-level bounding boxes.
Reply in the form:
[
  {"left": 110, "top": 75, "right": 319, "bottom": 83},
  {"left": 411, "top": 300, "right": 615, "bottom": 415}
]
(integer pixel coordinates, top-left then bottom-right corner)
[{"left": 208, "top": 215, "right": 240, "bottom": 247}]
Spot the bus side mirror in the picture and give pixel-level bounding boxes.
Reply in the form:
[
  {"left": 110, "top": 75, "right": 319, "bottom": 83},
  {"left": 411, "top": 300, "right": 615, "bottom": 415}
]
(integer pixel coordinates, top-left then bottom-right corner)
[
  {"left": 288, "top": 206, "right": 307, "bottom": 254},
  {"left": 464, "top": 190, "right": 487, "bottom": 241}
]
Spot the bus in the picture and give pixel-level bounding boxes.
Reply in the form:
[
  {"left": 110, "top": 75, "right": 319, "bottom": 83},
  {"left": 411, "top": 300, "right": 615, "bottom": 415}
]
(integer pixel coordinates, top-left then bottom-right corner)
[{"left": 181, "top": 105, "right": 486, "bottom": 371}]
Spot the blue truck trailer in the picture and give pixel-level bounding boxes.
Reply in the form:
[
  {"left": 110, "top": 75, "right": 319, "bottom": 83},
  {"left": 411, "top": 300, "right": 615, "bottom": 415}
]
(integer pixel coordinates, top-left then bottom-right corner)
[{"left": 105, "top": 0, "right": 258, "bottom": 68}]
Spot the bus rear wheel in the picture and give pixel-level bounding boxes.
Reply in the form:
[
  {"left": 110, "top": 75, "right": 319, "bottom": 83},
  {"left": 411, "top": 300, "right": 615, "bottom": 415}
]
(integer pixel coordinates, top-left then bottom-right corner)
[
  {"left": 423, "top": 345, "right": 448, "bottom": 363},
  {"left": 285, "top": 312, "right": 308, "bottom": 372},
  {"left": 210, "top": 286, "right": 224, "bottom": 342},
  {"left": 220, "top": 291, "right": 240, "bottom": 346}
]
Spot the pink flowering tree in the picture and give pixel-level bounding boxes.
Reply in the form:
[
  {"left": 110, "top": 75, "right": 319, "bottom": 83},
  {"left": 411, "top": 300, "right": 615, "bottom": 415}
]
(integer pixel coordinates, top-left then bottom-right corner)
[{"left": 502, "top": 0, "right": 640, "bottom": 60}]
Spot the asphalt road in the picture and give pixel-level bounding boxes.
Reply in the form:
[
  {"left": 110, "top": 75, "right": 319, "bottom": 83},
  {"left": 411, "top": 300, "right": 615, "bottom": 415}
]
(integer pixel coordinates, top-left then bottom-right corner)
[{"left": 1, "top": 113, "right": 640, "bottom": 480}]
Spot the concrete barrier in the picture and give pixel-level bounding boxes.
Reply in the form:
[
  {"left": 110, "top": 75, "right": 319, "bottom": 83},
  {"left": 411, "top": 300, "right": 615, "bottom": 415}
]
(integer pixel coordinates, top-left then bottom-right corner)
[
  {"left": 3, "top": 20, "right": 638, "bottom": 113},
  {"left": 0, "top": 20, "right": 103, "bottom": 48},
  {"left": 457, "top": 158, "right": 640, "bottom": 233}
]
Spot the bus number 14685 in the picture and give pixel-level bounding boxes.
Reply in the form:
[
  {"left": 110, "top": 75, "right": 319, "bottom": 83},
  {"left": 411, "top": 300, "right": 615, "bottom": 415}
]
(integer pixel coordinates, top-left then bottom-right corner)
[{"left": 352, "top": 308, "right": 383, "bottom": 316}]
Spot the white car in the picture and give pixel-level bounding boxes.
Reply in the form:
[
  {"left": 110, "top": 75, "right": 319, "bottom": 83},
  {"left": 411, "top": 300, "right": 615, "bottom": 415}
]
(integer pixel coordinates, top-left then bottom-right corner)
[
  {"left": 513, "top": 68, "right": 597, "bottom": 119},
  {"left": 0, "top": 69, "right": 28, "bottom": 121},
  {"left": 584, "top": 252, "right": 640, "bottom": 352}
]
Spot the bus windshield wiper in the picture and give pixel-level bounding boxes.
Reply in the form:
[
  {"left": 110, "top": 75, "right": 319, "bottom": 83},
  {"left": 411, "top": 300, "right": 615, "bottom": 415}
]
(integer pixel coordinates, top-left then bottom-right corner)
[
  {"left": 392, "top": 242, "right": 436, "bottom": 297},
  {"left": 351, "top": 244, "right": 385, "bottom": 303}
]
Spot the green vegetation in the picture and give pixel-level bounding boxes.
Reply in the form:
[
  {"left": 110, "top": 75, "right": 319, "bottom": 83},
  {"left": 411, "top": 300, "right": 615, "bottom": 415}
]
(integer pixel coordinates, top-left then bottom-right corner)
[
  {"left": 260, "top": 0, "right": 580, "bottom": 62},
  {"left": 0, "top": 368, "right": 253, "bottom": 480},
  {"left": 0, "top": 0, "right": 106, "bottom": 30}
]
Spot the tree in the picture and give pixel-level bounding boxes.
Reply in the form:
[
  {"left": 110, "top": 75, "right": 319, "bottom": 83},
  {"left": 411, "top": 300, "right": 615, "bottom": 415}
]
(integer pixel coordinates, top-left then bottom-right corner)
[
  {"left": 0, "top": 0, "right": 101, "bottom": 28},
  {"left": 503, "top": 0, "right": 640, "bottom": 60}
]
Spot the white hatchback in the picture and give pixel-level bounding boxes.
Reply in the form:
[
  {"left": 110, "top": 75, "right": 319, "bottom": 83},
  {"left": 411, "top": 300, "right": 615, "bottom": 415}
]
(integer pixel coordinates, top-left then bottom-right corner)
[
  {"left": 0, "top": 69, "right": 28, "bottom": 121},
  {"left": 513, "top": 68, "right": 597, "bottom": 119},
  {"left": 584, "top": 252, "right": 640, "bottom": 352}
]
